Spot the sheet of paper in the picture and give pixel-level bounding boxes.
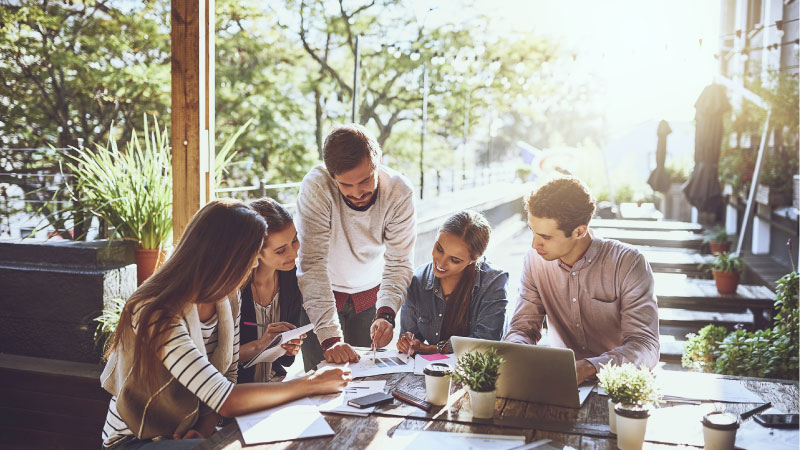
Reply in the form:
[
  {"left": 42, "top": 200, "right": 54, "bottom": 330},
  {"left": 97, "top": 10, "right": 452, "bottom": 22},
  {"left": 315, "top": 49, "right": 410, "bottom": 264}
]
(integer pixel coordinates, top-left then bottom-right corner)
[
  {"left": 654, "top": 370, "right": 764, "bottom": 403},
  {"left": 235, "top": 397, "right": 333, "bottom": 445},
  {"left": 413, "top": 353, "right": 455, "bottom": 375},
  {"left": 735, "top": 414, "right": 800, "bottom": 450},
  {"left": 390, "top": 429, "right": 525, "bottom": 449},
  {"left": 315, "top": 380, "right": 387, "bottom": 416},
  {"left": 318, "top": 348, "right": 415, "bottom": 377},
  {"left": 243, "top": 323, "right": 314, "bottom": 368}
]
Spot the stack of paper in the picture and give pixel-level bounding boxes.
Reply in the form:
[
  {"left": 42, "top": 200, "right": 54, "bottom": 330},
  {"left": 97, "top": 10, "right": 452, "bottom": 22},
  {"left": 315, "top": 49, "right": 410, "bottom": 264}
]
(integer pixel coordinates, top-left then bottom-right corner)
[
  {"left": 315, "top": 380, "right": 387, "bottom": 416},
  {"left": 413, "top": 353, "right": 455, "bottom": 375},
  {"left": 317, "top": 348, "right": 415, "bottom": 377},
  {"left": 235, "top": 397, "right": 334, "bottom": 445},
  {"left": 242, "top": 323, "right": 314, "bottom": 368}
]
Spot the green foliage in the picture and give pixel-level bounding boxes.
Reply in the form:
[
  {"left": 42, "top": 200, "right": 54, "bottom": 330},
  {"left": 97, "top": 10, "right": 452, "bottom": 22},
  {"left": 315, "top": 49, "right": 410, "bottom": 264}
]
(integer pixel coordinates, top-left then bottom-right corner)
[
  {"left": 681, "top": 272, "right": 799, "bottom": 380},
  {"left": 704, "top": 226, "right": 731, "bottom": 244},
  {"left": 760, "top": 148, "right": 799, "bottom": 201},
  {"left": 664, "top": 159, "right": 692, "bottom": 184},
  {"left": 681, "top": 324, "right": 729, "bottom": 372},
  {"left": 64, "top": 115, "right": 172, "bottom": 250},
  {"left": 515, "top": 164, "right": 534, "bottom": 183},
  {"left": 718, "top": 145, "right": 756, "bottom": 196},
  {"left": 451, "top": 348, "right": 504, "bottom": 392},
  {"left": 596, "top": 363, "right": 661, "bottom": 407},
  {"left": 711, "top": 252, "right": 742, "bottom": 273},
  {"left": 93, "top": 297, "right": 126, "bottom": 355}
]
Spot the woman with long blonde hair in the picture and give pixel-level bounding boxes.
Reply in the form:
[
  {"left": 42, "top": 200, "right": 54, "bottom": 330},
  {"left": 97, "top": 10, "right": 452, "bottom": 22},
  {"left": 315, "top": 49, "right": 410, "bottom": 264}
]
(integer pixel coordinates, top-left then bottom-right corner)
[{"left": 100, "top": 199, "right": 350, "bottom": 449}]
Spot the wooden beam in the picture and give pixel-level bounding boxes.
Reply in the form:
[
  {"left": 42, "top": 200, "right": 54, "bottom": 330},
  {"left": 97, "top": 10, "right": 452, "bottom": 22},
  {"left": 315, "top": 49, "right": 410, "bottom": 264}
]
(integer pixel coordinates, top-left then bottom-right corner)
[{"left": 171, "top": 0, "right": 215, "bottom": 241}]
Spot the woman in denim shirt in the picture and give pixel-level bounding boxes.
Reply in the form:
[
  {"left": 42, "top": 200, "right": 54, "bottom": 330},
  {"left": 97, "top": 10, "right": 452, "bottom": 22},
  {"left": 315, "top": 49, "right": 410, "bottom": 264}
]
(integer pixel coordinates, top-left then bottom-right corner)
[{"left": 397, "top": 210, "right": 508, "bottom": 355}]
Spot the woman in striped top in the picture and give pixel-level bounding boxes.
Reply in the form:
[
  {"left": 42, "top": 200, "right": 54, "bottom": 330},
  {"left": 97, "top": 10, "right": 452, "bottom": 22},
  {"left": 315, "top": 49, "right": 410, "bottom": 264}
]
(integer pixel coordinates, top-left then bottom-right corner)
[
  {"left": 239, "top": 198, "right": 305, "bottom": 383},
  {"left": 100, "top": 199, "right": 351, "bottom": 449}
]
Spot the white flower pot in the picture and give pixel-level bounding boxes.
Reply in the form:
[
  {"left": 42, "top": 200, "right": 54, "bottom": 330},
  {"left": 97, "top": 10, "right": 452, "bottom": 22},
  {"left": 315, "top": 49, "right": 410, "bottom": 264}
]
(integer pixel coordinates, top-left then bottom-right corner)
[
  {"left": 614, "top": 405, "right": 650, "bottom": 450},
  {"left": 702, "top": 412, "right": 740, "bottom": 450},
  {"left": 608, "top": 399, "right": 617, "bottom": 434},
  {"left": 467, "top": 388, "right": 496, "bottom": 419}
]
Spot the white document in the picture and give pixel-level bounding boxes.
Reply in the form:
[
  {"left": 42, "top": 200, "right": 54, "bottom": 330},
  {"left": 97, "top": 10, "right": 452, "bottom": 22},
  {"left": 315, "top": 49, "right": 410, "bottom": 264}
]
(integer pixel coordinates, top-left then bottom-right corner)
[
  {"left": 654, "top": 370, "right": 764, "bottom": 403},
  {"left": 413, "top": 353, "right": 455, "bottom": 375},
  {"left": 317, "top": 348, "right": 415, "bottom": 377},
  {"left": 315, "top": 380, "right": 387, "bottom": 416},
  {"left": 390, "top": 429, "right": 525, "bottom": 449},
  {"left": 235, "top": 397, "right": 334, "bottom": 445},
  {"left": 242, "top": 323, "right": 314, "bottom": 368}
]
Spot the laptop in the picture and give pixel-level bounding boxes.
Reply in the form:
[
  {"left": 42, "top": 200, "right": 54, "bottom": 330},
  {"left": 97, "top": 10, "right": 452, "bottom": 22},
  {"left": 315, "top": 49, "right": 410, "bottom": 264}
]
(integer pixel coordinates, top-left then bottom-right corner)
[{"left": 451, "top": 336, "right": 594, "bottom": 408}]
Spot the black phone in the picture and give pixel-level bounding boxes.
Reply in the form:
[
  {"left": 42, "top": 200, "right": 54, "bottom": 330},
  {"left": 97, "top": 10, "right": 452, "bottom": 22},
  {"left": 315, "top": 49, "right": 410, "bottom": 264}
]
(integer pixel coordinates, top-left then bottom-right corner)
[
  {"left": 347, "top": 392, "right": 394, "bottom": 409},
  {"left": 753, "top": 414, "right": 799, "bottom": 429}
]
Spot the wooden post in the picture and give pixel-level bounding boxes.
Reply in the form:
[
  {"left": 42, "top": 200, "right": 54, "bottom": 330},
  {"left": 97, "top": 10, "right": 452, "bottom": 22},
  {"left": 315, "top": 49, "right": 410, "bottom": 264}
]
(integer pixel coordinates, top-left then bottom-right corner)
[{"left": 171, "top": 0, "right": 215, "bottom": 241}]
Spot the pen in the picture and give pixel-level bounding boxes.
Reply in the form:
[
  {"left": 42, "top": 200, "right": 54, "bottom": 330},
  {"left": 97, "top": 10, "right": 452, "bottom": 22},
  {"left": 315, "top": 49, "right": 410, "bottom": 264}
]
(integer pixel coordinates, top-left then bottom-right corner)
[
  {"left": 741, "top": 402, "right": 772, "bottom": 420},
  {"left": 242, "top": 321, "right": 268, "bottom": 328}
]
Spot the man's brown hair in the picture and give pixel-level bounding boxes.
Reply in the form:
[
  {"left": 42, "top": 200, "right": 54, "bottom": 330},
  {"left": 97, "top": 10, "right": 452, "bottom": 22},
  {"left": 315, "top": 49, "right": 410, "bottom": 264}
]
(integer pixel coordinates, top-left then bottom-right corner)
[
  {"left": 525, "top": 177, "right": 596, "bottom": 236},
  {"left": 322, "top": 123, "right": 381, "bottom": 176}
]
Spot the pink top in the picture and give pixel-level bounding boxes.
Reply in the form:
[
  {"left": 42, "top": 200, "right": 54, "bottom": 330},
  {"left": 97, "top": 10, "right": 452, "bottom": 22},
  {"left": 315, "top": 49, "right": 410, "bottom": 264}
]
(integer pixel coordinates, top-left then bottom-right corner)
[{"left": 505, "top": 236, "right": 660, "bottom": 370}]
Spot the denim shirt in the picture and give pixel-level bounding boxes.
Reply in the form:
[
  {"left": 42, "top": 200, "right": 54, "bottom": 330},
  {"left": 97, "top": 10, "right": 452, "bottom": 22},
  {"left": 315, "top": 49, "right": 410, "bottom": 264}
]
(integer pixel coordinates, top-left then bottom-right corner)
[{"left": 399, "top": 256, "right": 508, "bottom": 350}]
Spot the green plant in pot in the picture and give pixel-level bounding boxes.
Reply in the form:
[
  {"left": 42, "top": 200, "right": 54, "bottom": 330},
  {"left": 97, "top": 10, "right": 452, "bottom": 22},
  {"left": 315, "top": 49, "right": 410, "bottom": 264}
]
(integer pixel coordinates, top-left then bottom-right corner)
[
  {"left": 65, "top": 115, "right": 173, "bottom": 285},
  {"left": 710, "top": 252, "right": 742, "bottom": 295},
  {"left": 704, "top": 226, "right": 731, "bottom": 255},
  {"left": 451, "top": 347, "right": 504, "bottom": 419},
  {"left": 681, "top": 324, "right": 729, "bottom": 373},
  {"left": 597, "top": 363, "right": 661, "bottom": 449}
]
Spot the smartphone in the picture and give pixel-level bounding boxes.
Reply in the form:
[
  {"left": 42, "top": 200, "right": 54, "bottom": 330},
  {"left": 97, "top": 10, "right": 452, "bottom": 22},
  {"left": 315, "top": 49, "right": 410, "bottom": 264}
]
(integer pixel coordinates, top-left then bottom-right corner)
[
  {"left": 347, "top": 392, "right": 394, "bottom": 409},
  {"left": 753, "top": 414, "right": 799, "bottom": 429}
]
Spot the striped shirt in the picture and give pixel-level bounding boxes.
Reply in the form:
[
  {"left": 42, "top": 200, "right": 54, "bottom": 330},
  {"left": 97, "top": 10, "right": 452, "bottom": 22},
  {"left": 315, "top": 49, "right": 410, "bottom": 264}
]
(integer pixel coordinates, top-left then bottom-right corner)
[{"left": 102, "top": 306, "right": 240, "bottom": 446}]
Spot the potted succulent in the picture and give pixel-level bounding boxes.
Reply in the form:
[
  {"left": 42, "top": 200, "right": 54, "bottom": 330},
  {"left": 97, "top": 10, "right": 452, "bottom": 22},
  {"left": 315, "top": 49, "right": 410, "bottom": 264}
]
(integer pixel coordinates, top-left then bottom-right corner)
[
  {"left": 704, "top": 226, "right": 731, "bottom": 255},
  {"left": 710, "top": 252, "right": 742, "bottom": 295},
  {"left": 597, "top": 363, "right": 661, "bottom": 450},
  {"left": 65, "top": 115, "right": 173, "bottom": 285},
  {"left": 450, "top": 348, "right": 504, "bottom": 419}
]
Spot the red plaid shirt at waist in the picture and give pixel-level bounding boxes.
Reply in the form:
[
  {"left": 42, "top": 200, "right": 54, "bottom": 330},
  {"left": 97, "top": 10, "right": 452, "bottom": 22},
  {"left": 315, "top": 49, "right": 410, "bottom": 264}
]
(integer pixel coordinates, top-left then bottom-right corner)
[{"left": 333, "top": 284, "right": 380, "bottom": 314}]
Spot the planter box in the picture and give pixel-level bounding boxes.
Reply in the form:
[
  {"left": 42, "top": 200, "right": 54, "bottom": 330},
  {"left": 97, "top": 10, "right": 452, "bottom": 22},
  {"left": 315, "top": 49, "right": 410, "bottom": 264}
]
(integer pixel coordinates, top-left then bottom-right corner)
[
  {"left": 756, "top": 184, "right": 789, "bottom": 207},
  {"left": 0, "top": 239, "right": 136, "bottom": 363}
]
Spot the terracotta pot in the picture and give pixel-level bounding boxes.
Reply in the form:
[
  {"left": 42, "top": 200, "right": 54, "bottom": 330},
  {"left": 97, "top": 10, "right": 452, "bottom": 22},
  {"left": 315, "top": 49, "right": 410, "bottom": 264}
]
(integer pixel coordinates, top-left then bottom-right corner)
[
  {"left": 708, "top": 241, "right": 730, "bottom": 255},
  {"left": 712, "top": 270, "right": 739, "bottom": 295},
  {"left": 135, "top": 248, "right": 167, "bottom": 285}
]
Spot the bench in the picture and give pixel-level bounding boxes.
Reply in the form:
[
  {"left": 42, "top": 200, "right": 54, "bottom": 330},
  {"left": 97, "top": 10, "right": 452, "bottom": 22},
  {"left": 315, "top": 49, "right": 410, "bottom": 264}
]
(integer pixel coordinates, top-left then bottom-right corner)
[
  {"left": 590, "top": 218, "right": 703, "bottom": 233},
  {"left": 0, "top": 353, "right": 109, "bottom": 450},
  {"left": 593, "top": 228, "right": 705, "bottom": 249}
]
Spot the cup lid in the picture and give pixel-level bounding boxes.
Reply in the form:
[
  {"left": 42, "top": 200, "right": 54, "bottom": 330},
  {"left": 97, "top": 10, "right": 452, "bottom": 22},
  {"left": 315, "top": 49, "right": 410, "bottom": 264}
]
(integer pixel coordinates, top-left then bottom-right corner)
[
  {"left": 701, "top": 412, "right": 741, "bottom": 430},
  {"left": 423, "top": 362, "right": 451, "bottom": 376}
]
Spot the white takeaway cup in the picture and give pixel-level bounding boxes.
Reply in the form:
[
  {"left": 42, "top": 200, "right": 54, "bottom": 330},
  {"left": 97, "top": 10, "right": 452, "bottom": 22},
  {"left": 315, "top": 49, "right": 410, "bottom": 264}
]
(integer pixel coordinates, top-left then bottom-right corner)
[
  {"left": 701, "top": 412, "right": 740, "bottom": 450},
  {"left": 423, "top": 362, "right": 452, "bottom": 406}
]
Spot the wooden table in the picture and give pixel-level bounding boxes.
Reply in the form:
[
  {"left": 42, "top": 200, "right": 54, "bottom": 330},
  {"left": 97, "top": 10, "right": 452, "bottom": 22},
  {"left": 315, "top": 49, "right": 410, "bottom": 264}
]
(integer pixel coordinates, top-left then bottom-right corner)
[
  {"left": 638, "top": 246, "right": 713, "bottom": 277},
  {"left": 196, "top": 371, "right": 798, "bottom": 449}
]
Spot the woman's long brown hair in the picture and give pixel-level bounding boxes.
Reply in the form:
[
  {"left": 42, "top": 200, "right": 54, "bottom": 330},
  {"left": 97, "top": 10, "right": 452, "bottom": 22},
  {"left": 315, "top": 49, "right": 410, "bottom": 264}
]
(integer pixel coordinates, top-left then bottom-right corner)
[
  {"left": 439, "top": 210, "right": 491, "bottom": 341},
  {"left": 105, "top": 199, "right": 267, "bottom": 391}
]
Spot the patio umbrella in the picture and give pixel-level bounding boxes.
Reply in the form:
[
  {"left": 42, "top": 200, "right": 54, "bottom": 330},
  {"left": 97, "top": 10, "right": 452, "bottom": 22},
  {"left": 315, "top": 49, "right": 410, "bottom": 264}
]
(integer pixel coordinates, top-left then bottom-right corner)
[
  {"left": 647, "top": 120, "right": 672, "bottom": 193},
  {"left": 683, "top": 84, "right": 730, "bottom": 212}
]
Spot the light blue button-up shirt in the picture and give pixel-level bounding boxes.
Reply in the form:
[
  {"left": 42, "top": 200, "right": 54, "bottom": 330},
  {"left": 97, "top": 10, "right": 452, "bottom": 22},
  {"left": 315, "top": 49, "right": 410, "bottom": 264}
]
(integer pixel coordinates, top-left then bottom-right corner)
[{"left": 399, "top": 256, "right": 509, "bottom": 350}]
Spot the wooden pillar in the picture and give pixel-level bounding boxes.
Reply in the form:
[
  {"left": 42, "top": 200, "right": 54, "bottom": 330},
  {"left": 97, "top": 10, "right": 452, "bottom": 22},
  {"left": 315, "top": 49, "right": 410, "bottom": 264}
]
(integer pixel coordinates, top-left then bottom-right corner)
[{"left": 171, "top": 0, "right": 215, "bottom": 241}]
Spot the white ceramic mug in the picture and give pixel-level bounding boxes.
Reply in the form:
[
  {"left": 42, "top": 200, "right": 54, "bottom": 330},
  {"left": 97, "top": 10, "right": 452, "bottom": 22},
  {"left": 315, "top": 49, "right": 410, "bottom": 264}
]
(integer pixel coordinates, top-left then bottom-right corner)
[{"left": 423, "top": 362, "right": 451, "bottom": 406}]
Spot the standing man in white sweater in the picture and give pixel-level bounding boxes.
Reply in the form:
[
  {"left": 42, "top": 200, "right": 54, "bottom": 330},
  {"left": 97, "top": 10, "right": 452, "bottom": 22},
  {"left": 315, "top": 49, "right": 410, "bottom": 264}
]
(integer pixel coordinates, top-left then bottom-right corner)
[{"left": 296, "top": 124, "right": 416, "bottom": 370}]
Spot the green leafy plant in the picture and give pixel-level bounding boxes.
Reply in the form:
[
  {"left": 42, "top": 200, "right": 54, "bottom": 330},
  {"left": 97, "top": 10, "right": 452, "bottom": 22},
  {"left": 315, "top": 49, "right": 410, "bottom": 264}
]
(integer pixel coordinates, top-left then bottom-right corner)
[
  {"left": 681, "top": 272, "right": 798, "bottom": 380},
  {"left": 597, "top": 363, "right": 661, "bottom": 408},
  {"left": 704, "top": 226, "right": 731, "bottom": 244},
  {"left": 664, "top": 159, "right": 692, "bottom": 184},
  {"left": 64, "top": 115, "right": 172, "bottom": 250},
  {"left": 214, "top": 118, "right": 254, "bottom": 184},
  {"left": 711, "top": 253, "right": 742, "bottom": 273},
  {"left": 94, "top": 297, "right": 126, "bottom": 355},
  {"left": 681, "top": 324, "right": 729, "bottom": 372},
  {"left": 451, "top": 348, "right": 505, "bottom": 392}
]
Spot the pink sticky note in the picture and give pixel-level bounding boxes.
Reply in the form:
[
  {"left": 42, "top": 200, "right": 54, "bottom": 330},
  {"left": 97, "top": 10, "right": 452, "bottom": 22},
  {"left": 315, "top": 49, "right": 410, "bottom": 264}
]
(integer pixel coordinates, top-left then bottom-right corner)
[{"left": 421, "top": 353, "right": 450, "bottom": 361}]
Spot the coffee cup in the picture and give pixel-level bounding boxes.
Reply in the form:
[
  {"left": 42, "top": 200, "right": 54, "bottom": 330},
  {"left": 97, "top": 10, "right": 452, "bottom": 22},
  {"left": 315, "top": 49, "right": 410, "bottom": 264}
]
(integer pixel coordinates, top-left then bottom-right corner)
[
  {"left": 423, "top": 362, "right": 451, "bottom": 406},
  {"left": 701, "top": 412, "right": 740, "bottom": 450}
]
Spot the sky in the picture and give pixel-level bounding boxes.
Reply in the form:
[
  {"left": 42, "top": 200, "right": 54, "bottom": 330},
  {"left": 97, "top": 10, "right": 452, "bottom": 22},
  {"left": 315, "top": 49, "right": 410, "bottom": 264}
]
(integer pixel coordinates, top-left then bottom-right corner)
[{"left": 411, "top": 0, "right": 721, "bottom": 138}]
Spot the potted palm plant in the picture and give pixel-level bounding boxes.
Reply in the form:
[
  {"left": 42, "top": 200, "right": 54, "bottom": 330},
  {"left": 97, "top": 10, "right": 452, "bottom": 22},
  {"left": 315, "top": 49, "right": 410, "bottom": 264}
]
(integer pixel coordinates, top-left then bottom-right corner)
[
  {"left": 450, "top": 348, "right": 504, "bottom": 419},
  {"left": 65, "top": 115, "right": 173, "bottom": 285},
  {"left": 597, "top": 363, "right": 661, "bottom": 450},
  {"left": 704, "top": 226, "right": 731, "bottom": 255},
  {"left": 711, "top": 252, "right": 742, "bottom": 295}
]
